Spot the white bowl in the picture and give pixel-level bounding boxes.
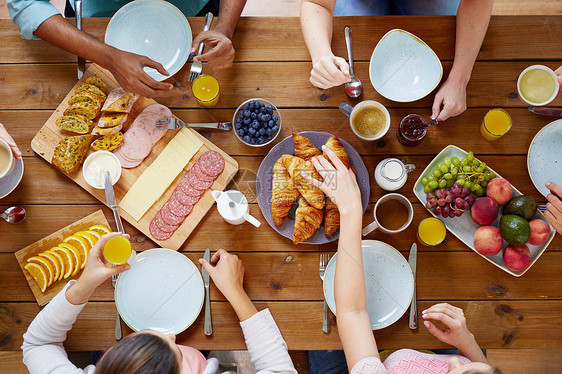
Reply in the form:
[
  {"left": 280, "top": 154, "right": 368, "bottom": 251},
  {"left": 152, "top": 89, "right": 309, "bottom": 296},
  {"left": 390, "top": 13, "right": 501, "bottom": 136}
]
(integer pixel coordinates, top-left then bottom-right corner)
[
  {"left": 517, "top": 65, "right": 559, "bottom": 106},
  {"left": 369, "top": 29, "right": 443, "bottom": 103},
  {"left": 83, "top": 151, "right": 122, "bottom": 189}
]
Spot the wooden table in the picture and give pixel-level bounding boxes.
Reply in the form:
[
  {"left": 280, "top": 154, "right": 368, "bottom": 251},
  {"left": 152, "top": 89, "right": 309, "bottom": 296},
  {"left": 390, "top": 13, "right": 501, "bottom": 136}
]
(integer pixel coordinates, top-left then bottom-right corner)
[{"left": 1, "top": 16, "right": 562, "bottom": 373}]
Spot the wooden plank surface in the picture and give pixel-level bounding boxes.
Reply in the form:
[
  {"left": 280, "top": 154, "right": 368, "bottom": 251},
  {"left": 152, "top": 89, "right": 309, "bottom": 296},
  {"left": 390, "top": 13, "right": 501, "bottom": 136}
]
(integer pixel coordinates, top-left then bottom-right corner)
[{"left": 487, "top": 349, "right": 562, "bottom": 373}]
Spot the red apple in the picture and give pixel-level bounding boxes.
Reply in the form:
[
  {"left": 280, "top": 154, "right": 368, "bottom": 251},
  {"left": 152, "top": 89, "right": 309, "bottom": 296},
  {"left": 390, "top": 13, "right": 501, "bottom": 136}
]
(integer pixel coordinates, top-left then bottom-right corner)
[
  {"left": 471, "top": 197, "right": 499, "bottom": 225},
  {"left": 528, "top": 219, "right": 550, "bottom": 245},
  {"left": 473, "top": 226, "right": 503, "bottom": 256},
  {"left": 486, "top": 177, "right": 513, "bottom": 205},
  {"left": 503, "top": 245, "right": 532, "bottom": 271}
]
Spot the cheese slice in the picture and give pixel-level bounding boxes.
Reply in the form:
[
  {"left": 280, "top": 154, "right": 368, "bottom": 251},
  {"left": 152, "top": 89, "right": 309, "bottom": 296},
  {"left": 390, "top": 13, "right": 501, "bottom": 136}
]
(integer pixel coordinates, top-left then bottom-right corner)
[{"left": 118, "top": 128, "right": 204, "bottom": 221}]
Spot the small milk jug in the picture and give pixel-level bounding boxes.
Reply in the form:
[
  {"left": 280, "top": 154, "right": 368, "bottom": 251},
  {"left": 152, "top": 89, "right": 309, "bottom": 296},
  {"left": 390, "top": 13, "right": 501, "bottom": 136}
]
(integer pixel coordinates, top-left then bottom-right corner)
[
  {"left": 212, "top": 190, "right": 261, "bottom": 227},
  {"left": 374, "top": 158, "right": 415, "bottom": 191}
]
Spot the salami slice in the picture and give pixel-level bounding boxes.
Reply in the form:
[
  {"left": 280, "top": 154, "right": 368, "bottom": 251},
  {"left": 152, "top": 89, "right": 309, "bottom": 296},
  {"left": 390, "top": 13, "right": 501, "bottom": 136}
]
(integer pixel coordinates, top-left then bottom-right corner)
[
  {"left": 197, "top": 151, "right": 225, "bottom": 177},
  {"left": 113, "top": 147, "right": 142, "bottom": 168},
  {"left": 153, "top": 211, "right": 180, "bottom": 233},
  {"left": 193, "top": 163, "right": 215, "bottom": 183},
  {"left": 173, "top": 187, "right": 202, "bottom": 206},
  {"left": 150, "top": 219, "right": 173, "bottom": 241},
  {"left": 186, "top": 168, "right": 213, "bottom": 190},
  {"left": 130, "top": 111, "right": 166, "bottom": 145},
  {"left": 168, "top": 195, "right": 194, "bottom": 217},
  {"left": 121, "top": 127, "right": 152, "bottom": 160},
  {"left": 143, "top": 103, "right": 172, "bottom": 120},
  {"left": 179, "top": 177, "right": 205, "bottom": 197},
  {"left": 160, "top": 203, "right": 186, "bottom": 226}
]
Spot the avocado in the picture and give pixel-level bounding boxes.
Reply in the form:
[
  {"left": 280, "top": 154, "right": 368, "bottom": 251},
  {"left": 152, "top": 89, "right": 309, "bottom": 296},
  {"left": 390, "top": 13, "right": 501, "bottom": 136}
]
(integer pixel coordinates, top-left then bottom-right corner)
[
  {"left": 500, "top": 214, "right": 531, "bottom": 246},
  {"left": 503, "top": 195, "right": 537, "bottom": 221}
]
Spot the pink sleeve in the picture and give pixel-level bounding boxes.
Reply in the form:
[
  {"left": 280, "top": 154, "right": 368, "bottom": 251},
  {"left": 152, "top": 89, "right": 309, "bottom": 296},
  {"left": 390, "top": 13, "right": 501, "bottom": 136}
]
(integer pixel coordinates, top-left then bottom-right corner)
[{"left": 351, "top": 357, "right": 387, "bottom": 374}]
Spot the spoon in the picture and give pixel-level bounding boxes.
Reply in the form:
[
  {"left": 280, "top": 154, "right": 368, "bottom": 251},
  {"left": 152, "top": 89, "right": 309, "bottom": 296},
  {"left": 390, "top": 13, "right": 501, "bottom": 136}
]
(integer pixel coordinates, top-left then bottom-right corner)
[
  {"left": 1, "top": 206, "right": 26, "bottom": 224},
  {"left": 344, "top": 26, "right": 362, "bottom": 98},
  {"left": 424, "top": 119, "right": 438, "bottom": 128}
]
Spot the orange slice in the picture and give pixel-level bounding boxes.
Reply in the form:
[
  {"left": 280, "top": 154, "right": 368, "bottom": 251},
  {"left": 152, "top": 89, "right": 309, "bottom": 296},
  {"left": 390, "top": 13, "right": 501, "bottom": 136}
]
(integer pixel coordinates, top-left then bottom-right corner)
[
  {"left": 58, "top": 243, "right": 83, "bottom": 275},
  {"left": 45, "top": 250, "right": 65, "bottom": 281},
  {"left": 64, "top": 234, "right": 90, "bottom": 252},
  {"left": 88, "top": 224, "right": 111, "bottom": 236},
  {"left": 38, "top": 252, "right": 61, "bottom": 282},
  {"left": 85, "top": 230, "right": 101, "bottom": 240},
  {"left": 24, "top": 262, "right": 49, "bottom": 292},
  {"left": 75, "top": 231, "right": 98, "bottom": 249},
  {"left": 27, "top": 256, "right": 54, "bottom": 286},
  {"left": 50, "top": 246, "right": 77, "bottom": 279}
]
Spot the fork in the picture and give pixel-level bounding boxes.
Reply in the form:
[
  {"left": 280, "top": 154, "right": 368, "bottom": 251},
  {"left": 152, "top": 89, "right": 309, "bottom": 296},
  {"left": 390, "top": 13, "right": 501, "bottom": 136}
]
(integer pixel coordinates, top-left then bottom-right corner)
[
  {"left": 112, "top": 274, "right": 122, "bottom": 340},
  {"left": 188, "top": 12, "right": 213, "bottom": 82},
  {"left": 319, "top": 253, "right": 331, "bottom": 334},
  {"left": 538, "top": 204, "right": 547, "bottom": 213},
  {"left": 156, "top": 117, "right": 232, "bottom": 131}
]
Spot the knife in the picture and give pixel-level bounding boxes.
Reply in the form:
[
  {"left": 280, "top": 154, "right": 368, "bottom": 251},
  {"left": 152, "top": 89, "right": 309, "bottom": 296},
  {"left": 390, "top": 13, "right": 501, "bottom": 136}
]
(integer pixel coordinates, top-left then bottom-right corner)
[
  {"left": 74, "top": 0, "right": 86, "bottom": 79},
  {"left": 105, "top": 171, "right": 124, "bottom": 233},
  {"left": 528, "top": 107, "right": 562, "bottom": 117},
  {"left": 202, "top": 248, "right": 212, "bottom": 335},
  {"left": 408, "top": 243, "right": 417, "bottom": 330}
]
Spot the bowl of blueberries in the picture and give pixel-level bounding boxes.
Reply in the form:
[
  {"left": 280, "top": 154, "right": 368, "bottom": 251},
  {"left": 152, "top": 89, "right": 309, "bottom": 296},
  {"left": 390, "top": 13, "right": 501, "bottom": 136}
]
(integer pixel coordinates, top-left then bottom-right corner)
[{"left": 233, "top": 98, "right": 282, "bottom": 147}]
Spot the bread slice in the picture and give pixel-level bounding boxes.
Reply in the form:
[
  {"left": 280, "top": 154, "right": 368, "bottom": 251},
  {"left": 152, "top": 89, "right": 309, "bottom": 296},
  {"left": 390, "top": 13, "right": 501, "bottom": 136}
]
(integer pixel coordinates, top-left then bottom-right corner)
[
  {"left": 97, "top": 112, "right": 127, "bottom": 128},
  {"left": 52, "top": 135, "right": 94, "bottom": 175},
  {"left": 68, "top": 91, "right": 104, "bottom": 108},
  {"left": 92, "top": 132, "right": 124, "bottom": 151},
  {"left": 75, "top": 84, "right": 107, "bottom": 101},
  {"left": 64, "top": 102, "right": 99, "bottom": 120},
  {"left": 55, "top": 115, "right": 94, "bottom": 134},
  {"left": 91, "top": 124, "right": 123, "bottom": 136},
  {"left": 85, "top": 76, "right": 107, "bottom": 94},
  {"left": 101, "top": 88, "right": 138, "bottom": 113}
]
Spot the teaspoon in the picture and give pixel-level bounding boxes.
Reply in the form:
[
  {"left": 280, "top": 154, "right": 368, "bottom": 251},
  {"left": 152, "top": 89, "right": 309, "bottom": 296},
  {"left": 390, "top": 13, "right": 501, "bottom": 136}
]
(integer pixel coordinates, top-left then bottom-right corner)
[
  {"left": 344, "top": 26, "right": 362, "bottom": 98},
  {"left": 1, "top": 206, "right": 26, "bottom": 224}
]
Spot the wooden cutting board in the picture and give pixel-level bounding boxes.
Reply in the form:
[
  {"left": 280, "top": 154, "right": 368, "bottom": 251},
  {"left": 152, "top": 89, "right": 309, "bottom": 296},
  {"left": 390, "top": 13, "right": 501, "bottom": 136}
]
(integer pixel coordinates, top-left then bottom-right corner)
[
  {"left": 31, "top": 64, "right": 238, "bottom": 250},
  {"left": 15, "top": 210, "right": 110, "bottom": 305}
]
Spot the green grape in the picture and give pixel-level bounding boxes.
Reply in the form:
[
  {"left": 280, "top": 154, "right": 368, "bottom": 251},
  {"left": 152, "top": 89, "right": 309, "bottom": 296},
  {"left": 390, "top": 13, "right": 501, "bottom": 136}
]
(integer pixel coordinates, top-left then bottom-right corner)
[
  {"left": 443, "top": 173, "right": 453, "bottom": 180},
  {"left": 451, "top": 157, "right": 460, "bottom": 166},
  {"left": 461, "top": 158, "right": 469, "bottom": 166},
  {"left": 446, "top": 179, "right": 455, "bottom": 188},
  {"left": 424, "top": 185, "right": 432, "bottom": 194},
  {"left": 457, "top": 178, "right": 465, "bottom": 185},
  {"left": 476, "top": 165, "right": 484, "bottom": 173},
  {"left": 443, "top": 157, "right": 452, "bottom": 168},
  {"left": 451, "top": 167, "right": 458, "bottom": 175},
  {"left": 477, "top": 175, "right": 484, "bottom": 182},
  {"left": 439, "top": 179, "right": 447, "bottom": 188},
  {"left": 428, "top": 180, "right": 438, "bottom": 189},
  {"left": 469, "top": 184, "right": 477, "bottom": 192},
  {"left": 474, "top": 184, "right": 483, "bottom": 195},
  {"left": 467, "top": 151, "right": 474, "bottom": 161},
  {"left": 481, "top": 181, "right": 488, "bottom": 187},
  {"left": 436, "top": 162, "right": 443, "bottom": 169},
  {"left": 439, "top": 164, "right": 449, "bottom": 173},
  {"left": 484, "top": 175, "right": 491, "bottom": 182},
  {"left": 480, "top": 162, "right": 487, "bottom": 169},
  {"left": 428, "top": 175, "right": 436, "bottom": 181},
  {"left": 421, "top": 177, "right": 429, "bottom": 185},
  {"left": 475, "top": 189, "right": 484, "bottom": 197},
  {"left": 472, "top": 159, "right": 481, "bottom": 167},
  {"left": 462, "top": 165, "right": 472, "bottom": 172},
  {"left": 489, "top": 172, "right": 496, "bottom": 179},
  {"left": 464, "top": 181, "right": 472, "bottom": 189},
  {"left": 432, "top": 169, "right": 442, "bottom": 178}
]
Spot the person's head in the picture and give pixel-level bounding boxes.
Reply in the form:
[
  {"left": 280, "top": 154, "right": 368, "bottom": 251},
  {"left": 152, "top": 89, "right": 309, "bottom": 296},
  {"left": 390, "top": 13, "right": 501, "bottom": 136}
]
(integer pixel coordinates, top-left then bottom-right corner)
[
  {"left": 95, "top": 330, "right": 181, "bottom": 374},
  {"left": 447, "top": 357, "right": 503, "bottom": 374}
]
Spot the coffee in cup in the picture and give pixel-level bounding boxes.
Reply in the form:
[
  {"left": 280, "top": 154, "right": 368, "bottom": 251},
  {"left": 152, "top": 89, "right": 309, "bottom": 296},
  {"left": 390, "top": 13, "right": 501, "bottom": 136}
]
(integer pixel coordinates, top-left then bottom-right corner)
[
  {"left": 517, "top": 65, "right": 559, "bottom": 106},
  {"left": 339, "top": 101, "right": 391, "bottom": 141},
  {"left": 0, "top": 139, "right": 15, "bottom": 179},
  {"left": 362, "top": 193, "right": 413, "bottom": 236}
]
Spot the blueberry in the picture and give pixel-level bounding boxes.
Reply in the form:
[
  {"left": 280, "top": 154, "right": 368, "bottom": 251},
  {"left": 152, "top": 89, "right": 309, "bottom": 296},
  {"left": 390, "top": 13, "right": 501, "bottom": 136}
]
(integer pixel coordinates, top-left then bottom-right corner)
[
  {"left": 251, "top": 120, "right": 259, "bottom": 129},
  {"left": 248, "top": 101, "right": 255, "bottom": 109},
  {"left": 235, "top": 122, "right": 242, "bottom": 129},
  {"left": 266, "top": 129, "right": 272, "bottom": 136},
  {"left": 236, "top": 116, "right": 242, "bottom": 123},
  {"left": 248, "top": 127, "right": 256, "bottom": 135},
  {"left": 272, "top": 114, "right": 278, "bottom": 122},
  {"left": 243, "top": 135, "right": 251, "bottom": 143},
  {"left": 257, "top": 113, "right": 263, "bottom": 121},
  {"left": 258, "top": 101, "right": 265, "bottom": 108},
  {"left": 259, "top": 107, "right": 267, "bottom": 114},
  {"left": 250, "top": 138, "right": 256, "bottom": 144},
  {"left": 258, "top": 128, "right": 266, "bottom": 136},
  {"left": 271, "top": 125, "right": 279, "bottom": 133},
  {"left": 266, "top": 105, "right": 273, "bottom": 114},
  {"left": 263, "top": 114, "right": 271, "bottom": 122},
  {"left": 237, "top": 128, "right": 245, "bottom": 136},
  {"left": 243, "top": 110, "right": 251, "bottom": 118},
  {"left": 250, "top": 112, "right": 257, "bottom": 119},
  {"left": 257, "top": 136, "right": 264, "bottom": 144}
]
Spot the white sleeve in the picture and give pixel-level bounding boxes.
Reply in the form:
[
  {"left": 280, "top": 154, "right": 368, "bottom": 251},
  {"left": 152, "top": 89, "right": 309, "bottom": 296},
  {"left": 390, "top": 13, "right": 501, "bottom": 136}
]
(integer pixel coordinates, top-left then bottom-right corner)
[
  {"left": 21, "top": 281, "right": 95, "bottom": 374},
  {"left": 239, "top": 309, "right": 297, "bottom": 374}
]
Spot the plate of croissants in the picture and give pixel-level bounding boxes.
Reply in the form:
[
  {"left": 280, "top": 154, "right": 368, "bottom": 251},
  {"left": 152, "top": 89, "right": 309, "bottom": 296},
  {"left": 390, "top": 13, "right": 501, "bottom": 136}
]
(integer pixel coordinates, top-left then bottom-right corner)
[{"left": 256, "top": 132, "right": 370, "bottom": 244}]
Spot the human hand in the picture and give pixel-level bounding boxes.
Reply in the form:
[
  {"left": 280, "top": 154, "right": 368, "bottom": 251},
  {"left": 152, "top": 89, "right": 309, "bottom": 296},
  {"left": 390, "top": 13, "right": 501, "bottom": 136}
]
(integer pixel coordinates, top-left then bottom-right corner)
[
  {"left": 309, "top": 55, "right": 350, "bottom": 89},
  {"left": 107, "top": 49, "right": 173, "bottom": 98},
  {"left": 301, "top": 146, "right": 361, "bottom": 215},
  {"left": 422, "top": 303, "right": 476, "bottom": 350},
  {"left": 545, "top": 181, "right": 562, "bottom": 235},
  {"left": 431, "top": 78, "right": 468, "bottom": 121},
  {"left": 199, "top": 249, "right": 245, "bottom": 300},
  {"left": 0, "top": 123, "right": 22, "bottom": 160},
  {"left": 555, "top": 66, "right": 562, "bottom": 91},
  {"left": 192, "top": 30, "right": 235, "bottom": 71}
]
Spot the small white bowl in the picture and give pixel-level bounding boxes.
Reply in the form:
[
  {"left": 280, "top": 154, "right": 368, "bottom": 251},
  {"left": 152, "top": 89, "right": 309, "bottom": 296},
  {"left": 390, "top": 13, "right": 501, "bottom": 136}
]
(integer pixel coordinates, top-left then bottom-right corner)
[
  {"left": 369, "top": 29, "right": 443, "bottom": 103},
  {"left": 517, "top": 65, "right": 559, "bottom": 106},
  {"left": 83, "top": 151, "right": 122, "bottom": 189},
  {"left": 232, "top": 98, "right": 282, "bottom": 147}
]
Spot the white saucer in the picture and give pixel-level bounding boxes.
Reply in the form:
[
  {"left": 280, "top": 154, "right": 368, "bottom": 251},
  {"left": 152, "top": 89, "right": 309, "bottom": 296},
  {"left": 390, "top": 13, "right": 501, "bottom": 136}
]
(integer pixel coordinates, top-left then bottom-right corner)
[{"left": 0, "top": 157, "right": 24, "bottom": 199}]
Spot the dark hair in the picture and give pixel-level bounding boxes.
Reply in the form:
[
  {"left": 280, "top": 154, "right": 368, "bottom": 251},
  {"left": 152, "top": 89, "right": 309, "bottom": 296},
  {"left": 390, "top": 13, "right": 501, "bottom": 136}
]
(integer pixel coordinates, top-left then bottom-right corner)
[
  {"left": 464, "top": 367, "right": 503, "bottom": 374},
  {"left": 95, "top": 332, "right": 180, "bottom": 374}
]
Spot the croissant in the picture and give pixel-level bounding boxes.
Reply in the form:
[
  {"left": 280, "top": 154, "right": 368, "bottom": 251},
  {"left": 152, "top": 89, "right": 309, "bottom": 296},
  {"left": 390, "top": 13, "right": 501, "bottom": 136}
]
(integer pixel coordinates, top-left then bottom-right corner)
[
  {"left": 324, "top": 198, "right": 340, "bottom": 236},
  {"left": 282, "top": 154, "right": 325, "bottom": 209},
  {"left": 271, "top": 157, "right": 299, "bottom": 226},
  {"left": 293, "top": 197, "right": 324, "bottom": 244},
  {"left": 293, "top": 132, "right": 321, "bottom": 161},
  {"left": 323, "top": 136, "right": 350, "bottom": 168}
]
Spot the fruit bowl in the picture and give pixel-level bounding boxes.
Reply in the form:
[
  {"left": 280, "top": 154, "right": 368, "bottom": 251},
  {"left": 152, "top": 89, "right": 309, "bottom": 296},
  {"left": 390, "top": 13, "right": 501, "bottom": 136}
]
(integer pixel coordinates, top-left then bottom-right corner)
[
  {"left": 232, "top": 98, "right": 282, "bottom": 147},
  {"left": 413, "top": 145, "right": 556, "bottom": 277}
]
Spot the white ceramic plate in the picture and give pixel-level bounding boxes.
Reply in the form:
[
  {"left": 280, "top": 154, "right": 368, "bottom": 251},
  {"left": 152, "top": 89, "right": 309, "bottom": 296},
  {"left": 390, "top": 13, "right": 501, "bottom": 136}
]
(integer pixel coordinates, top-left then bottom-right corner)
[
  {"left": 115, "top": 248, "right": 204, "bottom": 334},
  {"left": 369, "top": 29, "right": 443, "bottom": 102},
  {"left": 323, "top": 240, "right": 414, "bottom": 330},
  {"left": 0, "top": 157, "right": 24, "bottom": 199},
  {"left": 105, "top": 0, "right": 192, "bottom": 82},
  {"left": 413, "top": 145, "right": 556, "bottom": 277},
  {"left": 528, "top": 119, "right": 562, "bottom": 197}
]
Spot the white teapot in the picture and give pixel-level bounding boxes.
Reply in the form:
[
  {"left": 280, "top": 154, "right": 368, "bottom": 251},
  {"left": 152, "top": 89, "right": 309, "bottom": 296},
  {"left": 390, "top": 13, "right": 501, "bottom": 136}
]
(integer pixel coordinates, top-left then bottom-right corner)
[{"left": 212, "top": 190, "right": 261, "bottom": 227}]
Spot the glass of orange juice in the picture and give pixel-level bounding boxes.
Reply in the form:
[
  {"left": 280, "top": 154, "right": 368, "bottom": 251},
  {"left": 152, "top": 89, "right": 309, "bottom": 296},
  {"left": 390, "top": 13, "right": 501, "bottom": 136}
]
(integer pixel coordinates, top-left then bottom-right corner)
[
  {"left": 191, "top": 74, "right": 220, "bottom": 107},
  {"left": 417, "top": 217, "right": 446, "bottom": 246},
  {"left": 480, "top": 108, "right": 512, "bottom": 141},
  {"left": 102, "top": 235, "right": 135, "bottom": 266}
]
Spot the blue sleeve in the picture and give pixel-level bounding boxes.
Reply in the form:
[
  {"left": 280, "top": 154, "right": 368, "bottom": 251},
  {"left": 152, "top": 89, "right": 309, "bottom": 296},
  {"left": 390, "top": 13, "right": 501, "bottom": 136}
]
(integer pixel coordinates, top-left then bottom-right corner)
[{"left": 7, "top": 0, "right": 61, "bottom": 40}]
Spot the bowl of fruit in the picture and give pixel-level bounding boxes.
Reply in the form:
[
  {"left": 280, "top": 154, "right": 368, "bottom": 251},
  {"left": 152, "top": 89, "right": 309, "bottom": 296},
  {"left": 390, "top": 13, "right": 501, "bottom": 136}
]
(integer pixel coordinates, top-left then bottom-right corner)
[{"left": 233, "top": 98, "right": 282, "bottom": 147}]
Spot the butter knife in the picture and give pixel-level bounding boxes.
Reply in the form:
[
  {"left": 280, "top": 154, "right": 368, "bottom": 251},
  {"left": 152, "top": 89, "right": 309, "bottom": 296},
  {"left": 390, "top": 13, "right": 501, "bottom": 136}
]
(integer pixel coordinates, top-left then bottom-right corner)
[
  {"left": 202, "top": 248, "right": 212, "bottom": 335},
  {"left": 74, "top": 0, "right": 85, "bottom": 79},
  {"left": 408, "top": 243, "right": 417, "bottom": 330},
  {"left": 528, "top": 107, "right": 562, "bottom": 117}
]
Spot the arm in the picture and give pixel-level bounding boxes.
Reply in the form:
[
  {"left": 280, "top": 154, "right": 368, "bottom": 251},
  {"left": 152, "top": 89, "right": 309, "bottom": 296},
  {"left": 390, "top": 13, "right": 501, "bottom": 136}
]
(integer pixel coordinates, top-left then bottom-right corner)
[
  {"left": 432, "top": 0, "right": 493, "bottom": 121},
  {"left": 555, "top": 66, "right": 562, "bottom": 91},
  {"left": 545, "top": 181, "right": 562, "bottom": 235},
  {"left": 300, "top": 0, "right": 350, "bottom": 89},
  {"left": 0, "top": 123, "right": 22, "bottom": 160},
  {"left": 200, "top": 249, "right": 296, "bottom": 373},
  {"left": 305, "top": 147, "right": 379, "bottom": 370},
  {"left": 191, "top": 0, "right": 247, "bottom": 71}
]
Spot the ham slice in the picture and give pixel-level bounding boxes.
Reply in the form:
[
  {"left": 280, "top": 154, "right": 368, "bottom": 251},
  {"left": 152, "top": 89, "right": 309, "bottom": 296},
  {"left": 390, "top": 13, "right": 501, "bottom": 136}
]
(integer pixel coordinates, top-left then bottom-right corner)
[{"left": 130, "top": 112, "right": 166, "bottom": 145}]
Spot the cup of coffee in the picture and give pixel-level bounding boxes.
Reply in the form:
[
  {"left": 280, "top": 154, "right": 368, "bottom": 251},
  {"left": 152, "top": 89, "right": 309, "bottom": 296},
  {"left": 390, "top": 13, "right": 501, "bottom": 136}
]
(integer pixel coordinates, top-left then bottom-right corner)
[
  {"left": 517, "top": 65, "right": 559, "bottom": 106},
  {"left": 362, "top": 193, "right": 413, "bottom": 236},
  {"left": 339, "top": 101, "right": 391, "bottom": 141},
  {"left": 0, "top": 138, "right": 15, "bottom": 180}
]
